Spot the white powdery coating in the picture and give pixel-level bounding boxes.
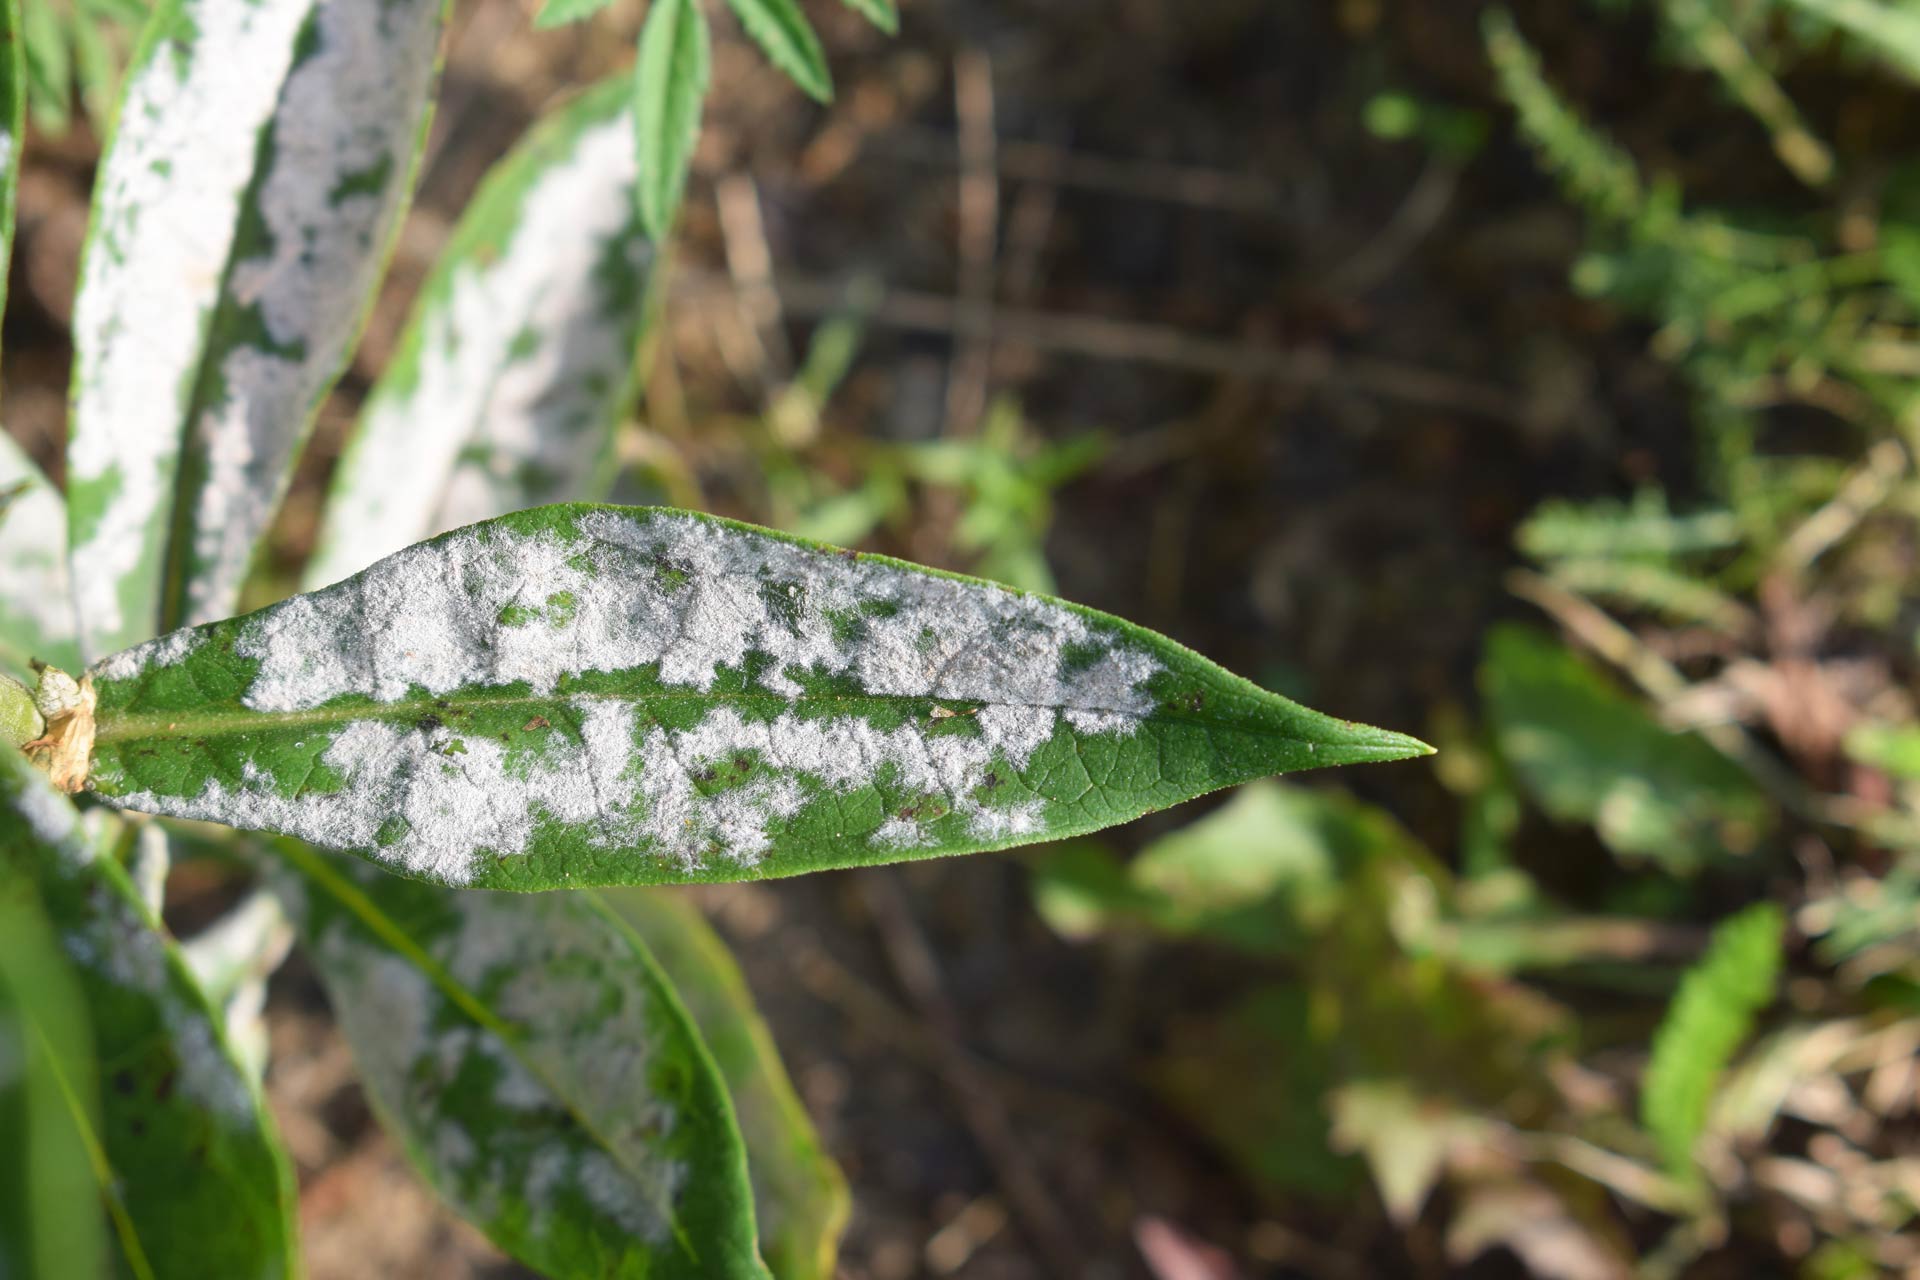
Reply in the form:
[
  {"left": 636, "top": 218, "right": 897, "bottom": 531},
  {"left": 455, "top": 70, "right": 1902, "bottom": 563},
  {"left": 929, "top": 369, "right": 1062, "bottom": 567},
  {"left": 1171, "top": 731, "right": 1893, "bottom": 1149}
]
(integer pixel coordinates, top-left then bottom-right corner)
[
  {"left": 445, "top": 894, "right": 682, "bottom": 1245},
  {"left": 306, "top": 109, "right": 647, "bottom": 590},
  {"left": 67, "top": 0, "right": 310, "bottom": 658},
  {"left": 116, "top": 698, "right": 641, "bottom": 885},
  {"left": 315, "top": 887, "right": 684, "bottom": 1247},
  {"left": 60, "top": 889, "right": 255, "bottom": 1125},
  {"left": 184, "top": 0, "right": 443, "bottom": 626},
  {"left": 91, "top": 626, "right": 202, "bottom": 684},
  {"left": 112, "top": 511, "right": 1164, "bottom": 878},
  {"left": 0, "top": 434, "right": 77, "bottom": 662},
  {"left": 244, "top": 511, "right": 1162, "bottom": 714},
  {"left": 12, "top": 773, "right": 82, "bottom": 852}
]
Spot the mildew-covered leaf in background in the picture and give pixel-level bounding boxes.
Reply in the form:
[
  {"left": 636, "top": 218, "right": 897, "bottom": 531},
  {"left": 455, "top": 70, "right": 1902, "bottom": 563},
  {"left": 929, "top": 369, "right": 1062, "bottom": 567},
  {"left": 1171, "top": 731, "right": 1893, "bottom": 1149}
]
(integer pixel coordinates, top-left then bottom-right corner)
[
  {"left": 81, "top": 505, "right": 1430, "bottom": 890},
  {"left": 273, "top": 842, "right": 767, "bottom": 1279},
  {"left": 609, "top": 888, "right": 847, "bottom": 1280},
  {"left": 0, "top": 750, "right": 301, "bottom": 1279},
  {"left": 0, "top": 433, "right": 82, "bottom": 682},
  {"left": 306, "top": 77, "right": 655, "bottom": 591},
  {"left": 66, "top": 0, "right": 446, "bottom": 660}
]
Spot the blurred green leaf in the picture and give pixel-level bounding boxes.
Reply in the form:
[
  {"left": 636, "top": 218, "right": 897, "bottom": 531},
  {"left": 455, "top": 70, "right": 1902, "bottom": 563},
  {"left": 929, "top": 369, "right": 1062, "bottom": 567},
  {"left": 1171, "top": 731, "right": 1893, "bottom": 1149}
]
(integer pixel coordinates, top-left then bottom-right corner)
[
  {"left": 534, "top": 0, "right": 616, "bottom": 28},
  {"left": 1032, "top": 781, "right": 1430, "bottom": 954},
  {"left": 277, "top": 844, "right": 769, "bottom": 1280},
  {"left": 1481, "top": 625, "right": 1771, "bottom": 874},
  {"left": 834, "top": 0, "right": 895, "bottom": 36},
  {"left": 1153, "top": 988, "right": 1363, "bottom": 1200},
  {"left": 0, "top": 878, "right": 107, "bottom": 1280},
  {"left": 1, "top": 751, "right": 301, "bottom": 1278},
  {"left": 1044, "top": 781, "right": 1573, "bottom": 1205},
  {"left": 634, "top": 0, "right": 710, "bottom": 239},
  {"left": 725, "top": 0, "right": 831, "bottom": 103},
  {"left": 1517, "top": 490, "right": 1740, "bottom": 563},
  {"left": 1844, "top": 722, "right": 1920, "bottom": 779},
  {"left": 608, "top": 890, "right": 848, "bottom": 1280},
  {"left": 1775, "top": 0, "right": 1920, "bottom": 82},
  {"left": 1642, "top": 902, "right": 1783, "bottom": 1180}
]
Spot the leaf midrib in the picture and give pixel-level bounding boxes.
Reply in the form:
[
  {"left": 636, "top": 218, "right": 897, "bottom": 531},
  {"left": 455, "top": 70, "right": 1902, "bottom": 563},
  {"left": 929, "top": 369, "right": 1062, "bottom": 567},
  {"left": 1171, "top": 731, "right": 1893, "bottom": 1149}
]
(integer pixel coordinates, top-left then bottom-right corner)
[{"left": 94, "top": 685, "right": 1177, "bottom": 746}]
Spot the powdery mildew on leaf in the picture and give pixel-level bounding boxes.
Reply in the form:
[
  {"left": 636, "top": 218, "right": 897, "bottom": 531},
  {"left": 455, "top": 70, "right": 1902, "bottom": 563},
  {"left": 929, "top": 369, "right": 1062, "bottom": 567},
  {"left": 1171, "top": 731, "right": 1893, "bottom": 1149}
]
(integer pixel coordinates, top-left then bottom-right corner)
[
  {"left": 0, "top": 753, "right": 299, "bottom": 1280},
  {"left": 58, "top": 880, "right": 257, "bottom": 1126},
  {"left": 100, "top": 509, "right": 1163, "bottom": 884},
  {"left": 0, "top": 432, "right": 80, "bottom": 674},
  {"left": 67, "top": 0, "right": 312, "bottom": 658},
  {"left": 284, "top": 859, "right": 760, "bottom": 1275},
  {"left": 306, "top": 81, "right": 650, "bottom": 590},
  {"left": 182, "top": 0, "right": 445, "bottom": 626}
]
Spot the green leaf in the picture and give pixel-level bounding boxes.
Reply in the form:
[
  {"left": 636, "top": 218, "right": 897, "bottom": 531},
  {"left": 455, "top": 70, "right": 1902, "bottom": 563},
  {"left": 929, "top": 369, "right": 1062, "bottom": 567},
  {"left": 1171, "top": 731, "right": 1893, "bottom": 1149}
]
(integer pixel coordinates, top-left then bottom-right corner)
[
  {"left": 633, "top": 0, "right": 709, "bottom": 240},
  {"left": 0, "top": 432, "right": 83, "bottom": 681},
  {"left": 81, "top": 505, "right": 1429, "bottom": 890},
  {"left": 1153, "top": 987, "right": 1363, "bottom": 1200},
  {"left": 66, "top": 0, "right": 447, "bottom": 660},
  {"left": 0, "top": 874, "right": 109, "bottom": 1280},
  {"left": 1033, "top": 780, "right": 1430, "bottom": 955},
  {"left": 19, "top": 0, "right": 71, "bottom": 134},
  {"left": 608, "top": 889, "right": 847, "bottom": 1279},
  {"left": 0, "top": 750, "right": 301, "bottom": 1278},
  {"left": 1775, "top": 0, "right": 1920, "bottom": 82},
  {"left": 273, "top": 841, "right": 767, "bottom": 1279},
  {"left": 533, "top": 0, "right": 616, "bottom": 28},
  {"left": 1844, "top": 721, "right": 1920, "bottom": 780},
  {"left": 724, "top": 0, "right": 831, "bottom": 103},
  {"left": 1481, "top": 625, "right": 1770, "bottom": 874},
  {"left": 834, "top": 0, "right": 895, "bottom": 35},
  {"left": 306, "top": 77, "right": 658, "bottom": 591},
  {"left": 0, "top": 0, "right": 20, "bottom": 327},
  {"left": 1641, "top": 902, "right": 1783, "bottom": 1180}
]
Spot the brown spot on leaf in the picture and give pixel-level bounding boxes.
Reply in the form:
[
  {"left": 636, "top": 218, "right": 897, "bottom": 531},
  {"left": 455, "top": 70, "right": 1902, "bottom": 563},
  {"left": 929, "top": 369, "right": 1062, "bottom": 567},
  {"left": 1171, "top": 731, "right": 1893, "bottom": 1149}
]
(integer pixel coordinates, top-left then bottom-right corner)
[{"left": 523, "top": 716, "right": 551, "bottom": 732}]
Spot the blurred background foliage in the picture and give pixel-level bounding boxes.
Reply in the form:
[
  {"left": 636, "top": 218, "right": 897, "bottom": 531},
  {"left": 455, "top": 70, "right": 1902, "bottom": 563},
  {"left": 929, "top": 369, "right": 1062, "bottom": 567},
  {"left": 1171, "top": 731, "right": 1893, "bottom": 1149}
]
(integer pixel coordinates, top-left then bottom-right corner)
[{"left": 9, "top": 0, "right": 1920, "bottom": 1275}]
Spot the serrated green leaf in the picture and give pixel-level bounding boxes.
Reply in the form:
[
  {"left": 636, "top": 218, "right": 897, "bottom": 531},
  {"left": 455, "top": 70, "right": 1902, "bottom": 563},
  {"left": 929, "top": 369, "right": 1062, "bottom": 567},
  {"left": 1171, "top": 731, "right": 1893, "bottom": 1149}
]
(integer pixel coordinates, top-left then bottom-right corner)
[
  {"left": 66, "top": 0, "right": 446, "bottom": 661},
  {"left": 533, "top": 0, "right": 616, "bottom": 28},
  {"left": 274, "top": 841, "right": 768, "bottom": 1279},
  {"left": 834, "top": 0, "right": 895, "bottom": 35},
  {"left": 0, "top": 751, "right": 301, "bottom": 1278},
  {"left": 306, "top": 77, "right": 657, "bottom": 592},
  {"left": 1641, "top": 901, "right": 1783, "bottom": 1180},
  {"left": 1481, "top": 625, "right": 1770, "bottom": 874},
  {"left": 0, "top": 432, "right": 83, "bottom": 681},
  {"left": 80, "top": 504, "right": 1429, "bottom": 890},
  {"left": 725, "top": 0, "right": 831, "bottom": 103},
  {"left": 608, "top": 889, "right": 847, "bottom": 1280},
  {"left": 634, "top": 0, "right": 709, "bottom": 239},
  {"left": 0, "top": 874, "right": 108, "bottom": 1280}
]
